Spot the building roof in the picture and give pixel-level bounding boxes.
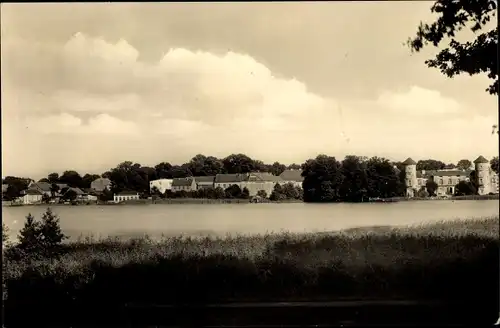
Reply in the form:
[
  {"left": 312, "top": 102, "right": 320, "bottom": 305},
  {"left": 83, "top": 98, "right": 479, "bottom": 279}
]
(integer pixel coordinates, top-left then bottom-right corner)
[
  {"left": 402, "top": 158, "right": 417, "bottom": 165},
  {"left": 248, "top": 172, "right": 283, "bottom": 182},
  {"left": 194, "top": 176, "right": 215, "bottom": 183},
  {"left": 115, "top": 190, "right": 139, "bottom": 196},
  {"left": 172, "top": 177, "right": 194, "bottom": 187},
  {"left": 55, "top": 183, "right": 68, "bottom": 190},
  {"left": 473, "top": 155, "right": 489, "bottom": 164},
  {"left": 279, "top": 169, "right": 304, "bottom": 182},
  {"left": 30, "top": 181, "right": 52, "bottom": 192},
  {"left": 91, "top": 177, "right": 111, "bottom": 185},
  {"left": 24, "top": 189, "right": 43, "bottom": 195},
  {"left": 64, "top": 187, "right": 86, "bottom": 195},
  {"left": 420, "top": 169, "right": 471, "bottom": 178},
  {"left": 215, "top": 173, "right": 249, "bottom": 183}
]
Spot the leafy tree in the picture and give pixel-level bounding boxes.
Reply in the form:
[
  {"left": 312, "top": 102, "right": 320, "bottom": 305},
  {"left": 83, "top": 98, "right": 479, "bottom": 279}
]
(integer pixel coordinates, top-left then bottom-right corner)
[
  {"left": 408, "top": 0, "right": 498, "bottom": 95},
  {"left": 213, "top": 187, "right": 226, "bottom": 199},
  {"left": 81, "top": 174, "right": 101, "bottom": 189},
  {"left": 270, "top": 162, "right": 287, "bottom": 176},
  {"left": 339, "top": 156, "right": 368, "bottom": 202},
  {"left": 222, "top": 154, "right": 255, "bottom": 174},
  {"left": 99, "top": 188, "right": 114, "bottom": 202},
  {"left": 2, "top": 177, "right": 30, "bottom": 201},
  {"left": 241, "top": 187, "right": 250, "bottom": 199},
  {"left": 48, "top": 172, "right": 60, "bottom": 183},
  {"left": 366, "top": 157, "right": 403, "bottom": 199},
  {"left": 457, "top": 159, "right": 472, "bottom": 170},
  {"left": 155, "top": 162, "right": 173, "bottom": 179},
  {"left": 224, "top": 184, "right": 243, "bottom": 199},
  {"left": 287, "top": 163, "right": 302, "bottom": 170},
  {"left": 269, "top": 183, "right": 286, "bottom": 201},
  {"left": 59, "top": 170, "right": 83, "bottom": 188},
  {"left": 490, "top": 156, "right": 499, "bottom": 174},
  {"left": 417, "top": 159, "right": 446, "bottom": 171},
  {"left": 256, "top": 190, "right": 268, "bottom": 198},
  {"left": 50, "top": 183, "right": 60, "bottom": 198},
  {"left": 302, "top": 155, "right": 343, "bottom": 202},
  {"left": 2, "top": 223, "right": 9, "bottom": 248},
  {"left": 42, "top": 193, "right": 50, "bottom": 204},
  {"left": 444, "top": 163, "right": 456, "bottom": 169},
  {"left": 455, "top": 180, "right": 477, "bottom": 195},
  {"left": 417, "top": 186, "right": 429, "bottom": 198},
  {"left": 426, "top": 180, "right": 439, "bottom": 197},
  {"left": 151, "top": 186, "right": 161, "bottom": 196},
  {"left": 282, "top": 182, "right": 300, "bottom": 200}
]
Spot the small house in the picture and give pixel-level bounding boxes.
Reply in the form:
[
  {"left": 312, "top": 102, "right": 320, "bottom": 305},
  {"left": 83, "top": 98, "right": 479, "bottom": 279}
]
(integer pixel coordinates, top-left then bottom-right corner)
[
  {"left": 21, "top": 189, "right": 43, "bottom": 204},
  {"left": 113, "top": 191, "right": 140, "bottom": 203},
  {"left": 193, "top": 176, "right": 215, "bottom": 189},
  {"left": 171, "top": 178, "right": 196, "bottom": 192}
]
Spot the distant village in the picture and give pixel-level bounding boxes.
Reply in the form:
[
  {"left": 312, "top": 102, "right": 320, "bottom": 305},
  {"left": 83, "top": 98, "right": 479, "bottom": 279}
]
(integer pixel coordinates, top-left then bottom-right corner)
[
  {"left": 3, "top": 170, "right": 304, "bottom": 205},
  {"left": 3, "top": 155, "right": 499, "bottom": 206}
]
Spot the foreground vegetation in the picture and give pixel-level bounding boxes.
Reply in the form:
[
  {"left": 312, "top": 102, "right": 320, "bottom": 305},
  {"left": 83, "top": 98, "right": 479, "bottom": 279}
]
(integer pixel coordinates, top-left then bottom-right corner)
[{"left": 3, "top": 210, "right": 498, "bottom": 316}]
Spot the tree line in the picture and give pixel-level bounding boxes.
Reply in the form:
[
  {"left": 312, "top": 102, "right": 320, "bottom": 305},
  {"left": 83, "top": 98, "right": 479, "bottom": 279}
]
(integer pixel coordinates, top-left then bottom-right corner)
[{"left": 2, "top": 154, "right": 499, "bottom": 202}]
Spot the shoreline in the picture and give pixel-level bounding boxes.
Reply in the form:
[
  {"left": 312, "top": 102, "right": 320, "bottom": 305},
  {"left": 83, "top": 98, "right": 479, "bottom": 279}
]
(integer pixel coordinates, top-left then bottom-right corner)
[{"left": 2, "top": 194, "right": 498, "bottom": 207}]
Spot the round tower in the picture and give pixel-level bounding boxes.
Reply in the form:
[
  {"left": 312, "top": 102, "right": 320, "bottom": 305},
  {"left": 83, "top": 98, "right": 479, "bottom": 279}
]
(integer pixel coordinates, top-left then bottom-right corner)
[
  {"left": 402, "top": 157, "right": 418, "bottom": 197},
  {"left": 474, "top": 155, "right": 491, "bottom": 195}
]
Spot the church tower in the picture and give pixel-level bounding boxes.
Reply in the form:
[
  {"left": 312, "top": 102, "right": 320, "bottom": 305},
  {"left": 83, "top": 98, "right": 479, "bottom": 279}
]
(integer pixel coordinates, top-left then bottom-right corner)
[
  {"left": 474, "top": 155, "right": 491, "bottom": 195},
  {"left": 402, "top": 157, "right": 418, "bottom": 197}
]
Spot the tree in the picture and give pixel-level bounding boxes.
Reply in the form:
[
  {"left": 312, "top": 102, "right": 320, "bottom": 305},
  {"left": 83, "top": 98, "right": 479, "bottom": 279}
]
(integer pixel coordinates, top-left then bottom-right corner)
[
  {"left": 417, "top": 186, "right": 429, "bottom": 198},
  {"left": 455, "top": 180, "right": 477, "bottom": 195},
  {"left": 222, "top": 154, "right": 255, "bottom": 174},
  {"left": 426, "top": 179, "right": 439, "bottom": 197},
  {"left": 444, "top": 163, "right": 456, "bottom": 169},
  {"left": 17, "top": 213, "right": 42, "bottom": 253},
  {"left": 270, "top": 162, "right": 287, "bottom": 176},
  {"left": 99, "top": 188, "right": 114, "bottom": 202},
  {"left": 287, "top": 163, "right": 302, "bottom": 170},
  {"left": 282, "top": 182, "right": 300, "bottom": 200},
  {"left": 456, "top": 159, "right": 472, "bottom": 170},
  {"left": 2, "top": 223, "right": 9, "bottom": 248},
  {"left": 213, "top": 187, "right": 226, "bottom": 199},
  {"left": 269, "top": 183, "right": 286, "bottom": 201},
  {"left": 408, "top": 0, "right": 498, "bottom": 95},
  {"left": 490, "top": 156, "right": 499, "bottom": 174},
  {"left": 2, "top": 177, "right": 30, "bottom": 201},
  {"left": 59, "top": 170, "right": 83, "bottom": 188},
  {"left": 241, "top": 187, "right": 250, "bottom": 199},
  {"left": 42, "top": 193, "right": 50, "bottom": 204},
  {"left": 302, "top": 155, "right": 343, "bottom": 202},
  {"left": 81, "top": 174, "right": 101, "bottom": 189},
  {"left": 256, "top": 190, "right": 268, "bottom": 199},
  {"left": 50, "top": 183, "right": 60, "bottom": 198},
  {"left": 224, "top": 184, "right": 243, "bottom": 199},
  {"left": 339, "top": 155, "right": 368, "bottom": 202},
  {"left": 48, "top": 172, "right": 59, "bottom": 183},
  {"left": 39, "top": 208, "right": 68, "bottom": 250},
  {"left": 417, "top": 159, "right": 446, "bottom": 171},
  {"left": 366, "top": 157, "right": 403, "bottom": 199}
]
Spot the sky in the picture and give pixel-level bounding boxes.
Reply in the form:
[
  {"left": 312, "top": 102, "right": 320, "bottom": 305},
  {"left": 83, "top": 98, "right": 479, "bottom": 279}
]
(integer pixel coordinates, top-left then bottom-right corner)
[{"left": 1, "top": 2, "right": 498, "bottom": 179}]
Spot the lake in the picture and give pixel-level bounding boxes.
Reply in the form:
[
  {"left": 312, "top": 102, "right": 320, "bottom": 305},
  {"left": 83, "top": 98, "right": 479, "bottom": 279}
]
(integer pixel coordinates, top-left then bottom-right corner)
[{"left": 2, "top": 200, "right": 499, "bottom": 241}]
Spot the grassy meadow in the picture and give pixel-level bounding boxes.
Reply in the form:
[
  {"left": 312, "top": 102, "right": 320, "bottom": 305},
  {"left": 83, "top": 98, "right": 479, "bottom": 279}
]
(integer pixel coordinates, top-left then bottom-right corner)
[{"left": 3, "top": 217, "right": 499, "bottom": 312}]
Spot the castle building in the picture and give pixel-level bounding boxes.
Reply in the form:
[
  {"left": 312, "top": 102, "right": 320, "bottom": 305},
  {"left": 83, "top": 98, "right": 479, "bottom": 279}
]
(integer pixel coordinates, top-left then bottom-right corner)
[{"left": 403, "top": 155, "right": 499, "bottom": 197}]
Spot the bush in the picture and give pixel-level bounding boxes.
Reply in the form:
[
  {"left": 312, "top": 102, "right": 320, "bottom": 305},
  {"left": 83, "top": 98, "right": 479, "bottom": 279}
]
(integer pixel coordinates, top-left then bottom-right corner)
[{"left": 2, "top": 222, "right": 9, "bottom": 248}]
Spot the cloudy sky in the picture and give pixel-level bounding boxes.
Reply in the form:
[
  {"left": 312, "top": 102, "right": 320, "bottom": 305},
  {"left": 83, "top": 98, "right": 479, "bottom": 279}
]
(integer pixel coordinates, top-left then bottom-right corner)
[{"left": 2, "top": 3, "right": 498, "bottom": 179}]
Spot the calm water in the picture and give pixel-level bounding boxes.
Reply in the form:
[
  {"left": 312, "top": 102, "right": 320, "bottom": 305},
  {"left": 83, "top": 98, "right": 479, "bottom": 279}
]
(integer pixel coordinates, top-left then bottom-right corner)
[{"left": 2, "top": 200, "right": 499, "bottom": 241}]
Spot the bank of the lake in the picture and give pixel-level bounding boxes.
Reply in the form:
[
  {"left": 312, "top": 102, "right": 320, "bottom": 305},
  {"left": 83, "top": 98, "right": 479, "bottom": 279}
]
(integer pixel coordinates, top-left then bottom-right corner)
[{"left": 3, "top": 217, "right": 498, "bottom": 327}]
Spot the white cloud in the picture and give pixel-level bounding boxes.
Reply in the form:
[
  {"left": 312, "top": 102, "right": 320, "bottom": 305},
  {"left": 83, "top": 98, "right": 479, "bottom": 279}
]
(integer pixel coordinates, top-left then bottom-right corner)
[
  {"left": 377, "top": 86, "right": 463, "bottom": 115},
  {"left": 2, "top": 32, "right": 498, "bottom": 177}
]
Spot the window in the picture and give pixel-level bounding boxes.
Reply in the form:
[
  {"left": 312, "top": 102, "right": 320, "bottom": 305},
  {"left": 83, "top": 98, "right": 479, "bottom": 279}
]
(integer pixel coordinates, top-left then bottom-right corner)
[
  {"left": 479, "top": 178, "right": 483, "bottom": 184},
  {"left": 439, "top": 179, "right": 443, "bottom": 185},
  {"left": 448, "top": 178, "right": 452, "bottom": 185}
]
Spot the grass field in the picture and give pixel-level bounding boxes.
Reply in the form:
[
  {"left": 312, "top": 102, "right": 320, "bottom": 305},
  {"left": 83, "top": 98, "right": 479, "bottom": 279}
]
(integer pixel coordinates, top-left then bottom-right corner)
[{"left": 3, "top": 216, "right": 498, "bottom": 309}]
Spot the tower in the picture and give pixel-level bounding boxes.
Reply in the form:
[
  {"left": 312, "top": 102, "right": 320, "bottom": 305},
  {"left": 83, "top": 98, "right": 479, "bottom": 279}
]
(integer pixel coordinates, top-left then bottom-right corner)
[
  {"left": 402, "top": 157, "right": 418, "bottom": 197},
  {"left": 474, "top": 155, "right": 491, "bottom": 195}
]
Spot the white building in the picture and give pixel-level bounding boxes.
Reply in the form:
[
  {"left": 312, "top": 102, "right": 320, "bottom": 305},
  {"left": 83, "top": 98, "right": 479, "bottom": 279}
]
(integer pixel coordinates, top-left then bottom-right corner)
[
  {"left": 113, "top": 191, "right": 140, "bottom": 203},
  {"left": 21, "top": 189, "right": 43, "bottom": 204},
  {"left": 149, "top": 178, "right": 173, "bottom": 194}
]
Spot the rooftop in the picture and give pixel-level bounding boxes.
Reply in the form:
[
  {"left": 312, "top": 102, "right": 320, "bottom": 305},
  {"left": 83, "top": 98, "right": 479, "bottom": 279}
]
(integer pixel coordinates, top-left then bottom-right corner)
[
  {"left": 473, "top": 155, "right": 489, "bottom": 164},
  {"left": 172, "top": 177, "right": 194, "bottom": 187},
  {"left": 402, "top": 158, "right": 417, "bottom": 165}
]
